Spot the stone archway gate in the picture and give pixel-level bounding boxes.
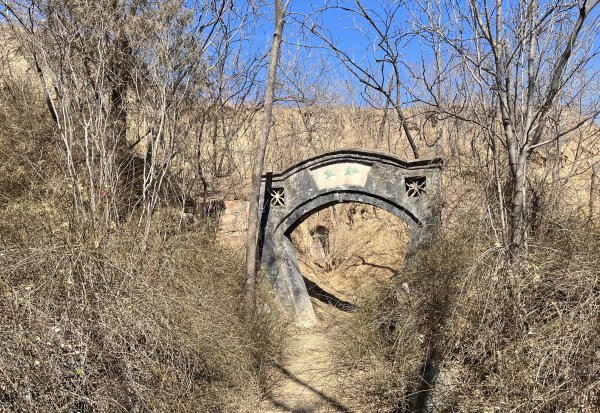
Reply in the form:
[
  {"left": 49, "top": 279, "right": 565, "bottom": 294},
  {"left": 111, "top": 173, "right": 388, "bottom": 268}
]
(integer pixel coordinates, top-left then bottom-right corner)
[{"left": 259, "top": 149, "right": 442, "bottom": 326}]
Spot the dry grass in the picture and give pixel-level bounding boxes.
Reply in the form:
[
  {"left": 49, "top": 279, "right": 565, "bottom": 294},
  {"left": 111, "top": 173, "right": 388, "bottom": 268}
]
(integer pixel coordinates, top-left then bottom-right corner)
[
  {"left": 330, "top": 222, "right": 476, "bottom": 412},
  {"left": 331, "top": 208, "right": 599, "bottom": 412},
  {"left": 0, "top": 208, "right": 286, "bottom": 412},
  {"left": 0, "top": 80, "right": 286, "bottom": 412},
  {"left": 439, "top": 214, "right": 600, "bottom": 412},
  {"left": 331, "top": 284, "right": 423, "bottom": 412}
]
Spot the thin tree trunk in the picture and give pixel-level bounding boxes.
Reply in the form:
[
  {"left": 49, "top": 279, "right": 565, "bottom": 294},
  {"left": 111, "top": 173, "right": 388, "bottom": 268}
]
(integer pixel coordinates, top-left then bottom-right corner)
[
  {"left": 245, "top": 0, "right": 287, "bottom": 308},
  {"left": 509, "top": 152, "right": 528, "bottom": 267},
  {"left": 491, "top": 132, "right": 507, "bottom": 244},
  {"left": 377, "top": 106, "right": 388, "bottom": 148},
  {"left": 395, "top": 78, "right": 420, "bottom": 159},
  {"left": 590, "top": 163, "right": 598, "bottom": 220}
]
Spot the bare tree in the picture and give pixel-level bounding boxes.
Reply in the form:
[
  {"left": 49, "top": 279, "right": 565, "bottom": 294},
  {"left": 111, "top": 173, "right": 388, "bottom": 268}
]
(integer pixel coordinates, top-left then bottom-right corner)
[
  {"left": 412, "top": 0, "right": 600, "bottom": 265},
  {"left": 0, "top": 0, "right": 244, "bottom": 248},
  {"left": 245, "top": 0, "right": 288, "bottom": 307},
  {"left": 300, "top": 0, "right": 421, "bottom": 159}
]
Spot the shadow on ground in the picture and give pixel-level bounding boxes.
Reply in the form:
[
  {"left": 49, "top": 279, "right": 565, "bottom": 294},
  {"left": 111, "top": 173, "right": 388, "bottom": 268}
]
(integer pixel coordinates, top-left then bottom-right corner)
[{"left": 268, "top": 364, "right": 352, "bottom": 413}]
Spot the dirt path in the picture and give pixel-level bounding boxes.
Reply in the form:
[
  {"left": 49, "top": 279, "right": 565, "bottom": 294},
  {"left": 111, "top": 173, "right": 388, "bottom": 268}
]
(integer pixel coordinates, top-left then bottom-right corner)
[
  {"left": 261, "top": 300, "right": 352, "bottom": 413},
  {"left": 261, "top": 206, "right": 408, "bottom": 412}
]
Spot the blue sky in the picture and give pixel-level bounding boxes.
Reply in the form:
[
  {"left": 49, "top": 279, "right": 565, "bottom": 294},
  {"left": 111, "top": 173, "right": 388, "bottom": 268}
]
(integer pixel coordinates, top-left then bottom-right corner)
[
  {"left": 3, "top": 0, "right": 596, "bottom": 107},
  {"left": 256, "top": 0, "right": 600, "bottom": 108},
  {"left": 277, "top": 1, "right": 443, "bottom": 105}
]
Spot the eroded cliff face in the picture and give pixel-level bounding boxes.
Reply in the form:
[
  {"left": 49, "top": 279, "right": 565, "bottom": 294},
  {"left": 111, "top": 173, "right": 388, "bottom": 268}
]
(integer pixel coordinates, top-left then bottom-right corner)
[{"left": 289, "top": 203, "right": 411, "bottom": 304}]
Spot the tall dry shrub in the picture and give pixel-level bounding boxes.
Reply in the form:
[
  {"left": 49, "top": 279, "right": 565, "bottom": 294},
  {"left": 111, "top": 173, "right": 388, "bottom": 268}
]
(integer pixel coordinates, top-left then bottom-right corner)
[
  {"left": 333, "top": 205, "right": 599, "bottom": 412},
  {"left": 0, "top": 74, "right": 285, "bottom": 411},
  {"left": 331, "top": 224, "right": 478, "bottom": 412},
  {"left": 439, "top": 214, "right": 599, "bottom": 412},
  {"left": 0, "top": 215, "right": 285, "bottom": 412}
]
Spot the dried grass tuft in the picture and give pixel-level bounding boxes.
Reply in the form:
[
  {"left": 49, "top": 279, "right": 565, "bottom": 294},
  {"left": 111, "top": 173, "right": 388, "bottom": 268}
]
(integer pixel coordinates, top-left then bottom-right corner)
[
  {"left": 0, "top": 219, "right": 285, "bottom": 412},
  {"left": 333, "top": 211, "right": 599, "bottom": 412}
]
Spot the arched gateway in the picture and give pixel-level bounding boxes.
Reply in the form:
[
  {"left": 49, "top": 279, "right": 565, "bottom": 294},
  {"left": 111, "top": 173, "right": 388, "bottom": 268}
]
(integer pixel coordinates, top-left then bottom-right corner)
[{"left": 259, "top": 149, "right": 442, "bottom": 326}]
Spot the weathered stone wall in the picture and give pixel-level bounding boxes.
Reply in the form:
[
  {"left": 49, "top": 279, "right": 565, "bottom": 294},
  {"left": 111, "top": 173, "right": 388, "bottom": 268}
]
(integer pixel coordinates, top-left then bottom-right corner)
[
  {"left": 217, "top": 200, "right": 249, "bottom": 250},
  {"left": 259, "top": 149, "right": 443, "bottom": 325}
]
